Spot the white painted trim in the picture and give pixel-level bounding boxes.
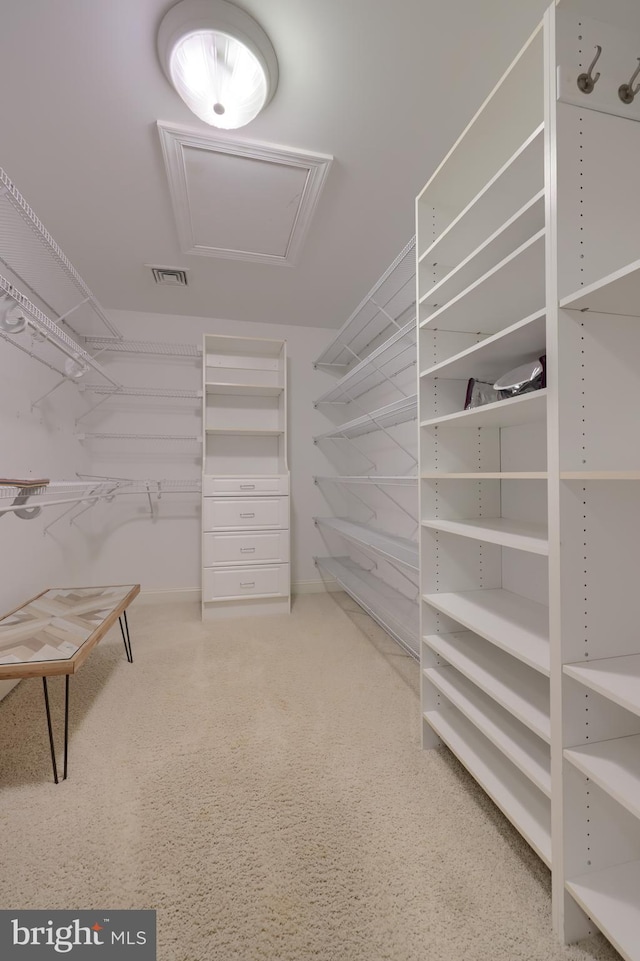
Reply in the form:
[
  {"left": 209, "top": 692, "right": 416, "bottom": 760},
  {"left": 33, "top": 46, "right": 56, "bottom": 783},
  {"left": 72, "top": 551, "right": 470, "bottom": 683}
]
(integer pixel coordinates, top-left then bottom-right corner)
[
  {"left": 157, "top": 122, "right": 333, "bottom": 266},
  {"left": 137, "top": 588, "right": 200, "bottom": 606},
  {"left": 292, "top": 578, "right": 341, "bottom": 595}
]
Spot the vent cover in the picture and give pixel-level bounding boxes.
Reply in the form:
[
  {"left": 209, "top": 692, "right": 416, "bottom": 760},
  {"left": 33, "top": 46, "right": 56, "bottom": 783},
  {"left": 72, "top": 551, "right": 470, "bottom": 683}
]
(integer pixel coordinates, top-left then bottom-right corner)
[{"left": 150, "top": 266, "right": 188, "bottom": 286}]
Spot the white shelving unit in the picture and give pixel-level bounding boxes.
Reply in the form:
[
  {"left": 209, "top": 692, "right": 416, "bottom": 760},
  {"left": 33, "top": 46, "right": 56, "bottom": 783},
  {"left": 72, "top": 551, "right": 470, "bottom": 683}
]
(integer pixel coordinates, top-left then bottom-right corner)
[
  {"left": 416, "top": 2, "right": 640, "bottom": 956},
  {"left": 313, "top": 241, "right": 419, "bottom": 657},
  {"left": 201, "top": 334, "right": 290, "bottom": 620}
]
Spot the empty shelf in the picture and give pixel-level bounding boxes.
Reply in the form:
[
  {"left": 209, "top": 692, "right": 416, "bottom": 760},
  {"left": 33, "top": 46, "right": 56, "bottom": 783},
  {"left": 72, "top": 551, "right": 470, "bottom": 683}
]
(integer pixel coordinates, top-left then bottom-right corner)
[
  {"left": 566, "top": 862, "right": 640, "bottom": 961},
  {"left": 205, "top": 428, "right": 284, "bottom": 435},
  {"left": 564, "top": 655, "right": 640, "bottom": 718},
  {"left": 422, "top": 192, "right": 545, "bottom": 315},
  {"left": 424, "top": 705, "right": 551, "bottom": 866},
  {"left": 419, "top": 230, "right": 545, "bottom": 334},
  {"left": 423, "top": 631, "right": 550, "bottom": 741},
  {"left": 423, "top": 589, "right": 550, "bottom": 675},
  {"left": 205, "top": 382, "right": 284, "bottom": 396},
  {"left": 421, "top": 472, "right": 547, "bottom": 479},
  {"left": 420, "top": 125, "right": 544, "bottom": 271},
  {"left": 564, "top": 735, "right": 640, "bottom": 822},
  {"left": 425, "top": 665, "right": 551, "bottom": 795},
  {"left": 314, "top": 395, "right": 417, "bottom": 441},
  {"left": 561, "top": 258, "right": 640, "bottom": 317},
  {"left": 420, "top": 390, "right": 546, "bottom": 430},
  {"left": 421, "top": 516, "right": 548, "bottom": 555},
  {"left": 315, "top": 555, "right": 418, "bottom": 656},
  {"left": 315, "top": 517, "right": 419, "bottom": 571}
]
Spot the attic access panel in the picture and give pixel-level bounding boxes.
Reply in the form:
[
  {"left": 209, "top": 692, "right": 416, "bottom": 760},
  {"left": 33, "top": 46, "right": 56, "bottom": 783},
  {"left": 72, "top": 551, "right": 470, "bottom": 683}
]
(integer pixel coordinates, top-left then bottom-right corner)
[{"left": 158, "top": 122, "right": 333, "bottom": 266}]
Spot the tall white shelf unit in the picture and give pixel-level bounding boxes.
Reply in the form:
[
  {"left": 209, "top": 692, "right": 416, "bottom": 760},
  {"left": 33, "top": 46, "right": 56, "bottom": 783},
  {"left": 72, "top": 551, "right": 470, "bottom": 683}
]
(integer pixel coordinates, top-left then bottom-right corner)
[
  {"left": 201, "top": 334, "right": 290, "bottom": 620},
  {"left": 417, "top": 1, "right": 640, "bottom": 957},
  {"left": 313, "top": 240, "right": 420, "bottom": 656},
  {"left": 416, "top": 0, "right": 640, "bottom": 961}
]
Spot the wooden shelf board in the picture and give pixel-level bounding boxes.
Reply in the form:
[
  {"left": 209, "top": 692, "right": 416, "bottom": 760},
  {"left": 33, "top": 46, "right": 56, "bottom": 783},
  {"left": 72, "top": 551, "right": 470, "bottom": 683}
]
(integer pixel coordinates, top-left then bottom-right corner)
[
  {"left": 424, "top": 706, "right": 552, "bottom": 866},
  {"left": 420, "top": 389, "right": 547, "bottom": 430},
  {"left": 425, "top": 665, "right": 551, "bottom": 795},
  {"left": 423, "top": 631, "right": 550, "bottom": 741},
  {"left": 566, "top": 861, "right": 640, "bottom": 961},
  {"left": 420, "top": 311, "right": 545, "bottom": 382},
  {"left": 423, "top": 589, "right": 550, "bottom": 675},
  {"left": 419, "top": 230, "right": 545, "bottom": 335},
  {"left": 561, "top": 472, "right": 640, "bottom": 480},
  {"left": 564, "top": 735, "right": 640, "bottom": 822},
  {"left": 564, "top": 655, "right": 640, "bottom": 719},
  {"left": 422, "top": 515, "right": 548, "bottom": 555},
  {"left": 561, "top": 258, "right": 640, "bottom": 317}
]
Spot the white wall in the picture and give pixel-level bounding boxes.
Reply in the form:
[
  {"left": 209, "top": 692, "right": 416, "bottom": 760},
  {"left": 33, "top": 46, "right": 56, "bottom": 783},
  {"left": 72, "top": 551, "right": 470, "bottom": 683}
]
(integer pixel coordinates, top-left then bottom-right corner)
[
  {"left": 0, "top": 339, "right": 91, "bottom": 697},
  {"left": 76, "top": 309, "right": 336, "bottom": 594}
]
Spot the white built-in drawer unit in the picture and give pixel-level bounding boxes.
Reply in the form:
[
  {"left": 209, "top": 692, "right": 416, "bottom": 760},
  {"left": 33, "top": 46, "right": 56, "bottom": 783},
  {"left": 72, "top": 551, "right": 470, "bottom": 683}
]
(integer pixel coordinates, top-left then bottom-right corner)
[
  {"left": 202, "top": 474, "right": 289, "bottom": 496},
  {"left": 203, "top": 564, "right": 290, "bottom": 601},
  {"left": 203, "top": 530, "right": 289, "bottom": 566},
  {"left": 203, "top": 496, "right": 289, "bottom": 531}
]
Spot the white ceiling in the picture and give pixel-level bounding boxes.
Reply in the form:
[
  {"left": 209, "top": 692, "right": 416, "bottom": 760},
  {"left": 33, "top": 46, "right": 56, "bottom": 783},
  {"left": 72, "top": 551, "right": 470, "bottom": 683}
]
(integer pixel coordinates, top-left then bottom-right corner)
[{"left": 0, "top": 0, "right": 550, "bottom": 330}]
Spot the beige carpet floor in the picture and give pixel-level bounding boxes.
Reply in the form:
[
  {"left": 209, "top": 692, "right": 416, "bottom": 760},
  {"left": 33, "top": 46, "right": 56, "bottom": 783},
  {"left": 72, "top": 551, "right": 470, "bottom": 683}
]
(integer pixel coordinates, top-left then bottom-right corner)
[{"left": 0, "top": 593, "right": 621, "bottom": 961}]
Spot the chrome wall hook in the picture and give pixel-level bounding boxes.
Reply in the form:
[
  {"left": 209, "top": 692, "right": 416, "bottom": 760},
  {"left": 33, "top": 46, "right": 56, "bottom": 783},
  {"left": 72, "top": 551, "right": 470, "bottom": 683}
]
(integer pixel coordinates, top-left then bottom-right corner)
[
  {"left": 618, "top": 57, "right": 640, "bottom": 104},
  {"left": 577, "top": 45, "right": 602, "bottom": 93}
]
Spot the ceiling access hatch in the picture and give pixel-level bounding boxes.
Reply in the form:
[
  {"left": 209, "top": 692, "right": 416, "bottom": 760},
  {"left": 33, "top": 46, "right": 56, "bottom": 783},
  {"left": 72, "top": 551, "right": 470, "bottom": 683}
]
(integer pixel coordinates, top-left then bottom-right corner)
[{"left": 157, "top": 122, "right": 333, "bottom": 267}]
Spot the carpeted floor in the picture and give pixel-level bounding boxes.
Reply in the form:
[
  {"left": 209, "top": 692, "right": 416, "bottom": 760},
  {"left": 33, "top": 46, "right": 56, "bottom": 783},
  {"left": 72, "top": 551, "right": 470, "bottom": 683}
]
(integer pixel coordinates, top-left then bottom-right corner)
[{"left": 0, "top": 593, "right": 621, "bottom": 961}]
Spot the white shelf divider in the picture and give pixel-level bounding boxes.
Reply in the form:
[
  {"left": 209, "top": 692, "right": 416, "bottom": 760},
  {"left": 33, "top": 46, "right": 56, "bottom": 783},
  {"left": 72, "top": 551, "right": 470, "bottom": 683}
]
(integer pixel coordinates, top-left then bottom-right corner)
[
  {"left": 420, "top": 390, "right": 546, "bottom": 431},
  {"left": 566, "top": 862, "right": 640, "bottom": 961},
  {"left": 425, "top": 664, "right": 551, "bottom": 795},
  {"left": 564, "top": 735, "right": 640, "bottom": 822},
  {"left": 560, "top": 258, "right": 640, "bottom": 317},
  {"left": 419, "top": 124, "right": 544, "bottom": 271},
  {"left": 424, "top": 630, "right": 550, "bottom": 740},
  {"left": 422, "top": 191, "right": 545, "bottom": 313},
  {"left": 421, "top": 516, "right": 548, "bottom": 555},
  {"left": 424, "top": 706, "right": 552, "bottom": 866},
  {"left": 419, "top": 230, "right": 545, "bottom": 334},
  {"left": 315, "top": 516, "right": 419, "bottom": 570},
  {"left": 419, "top": 310, "right": 545, "bottom": 381},
  {"left": 564, "top": 655, "right": 640, "bottom": 718},
  {"left": 423, "top": 589, "right": 550, "bottom": 675}
]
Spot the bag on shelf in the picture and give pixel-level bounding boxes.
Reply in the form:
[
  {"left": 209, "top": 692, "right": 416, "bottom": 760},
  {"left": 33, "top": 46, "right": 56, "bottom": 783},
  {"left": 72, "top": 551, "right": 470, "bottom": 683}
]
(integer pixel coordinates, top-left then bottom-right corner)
[{"left": 464, "top": 355, "right": 546, "bottom": 410}]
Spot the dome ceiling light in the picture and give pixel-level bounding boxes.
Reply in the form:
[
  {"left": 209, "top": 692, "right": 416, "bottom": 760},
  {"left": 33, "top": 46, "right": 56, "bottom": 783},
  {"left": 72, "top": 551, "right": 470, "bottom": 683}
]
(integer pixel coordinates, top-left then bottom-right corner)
[{"left": 157, "top": 0, "right": 279, "bottom": 130}]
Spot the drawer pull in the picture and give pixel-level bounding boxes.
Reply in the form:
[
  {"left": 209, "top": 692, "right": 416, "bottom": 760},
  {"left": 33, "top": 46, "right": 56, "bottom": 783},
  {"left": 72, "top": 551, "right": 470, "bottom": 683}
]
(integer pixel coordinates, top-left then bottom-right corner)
[
  {"left": 240, "top": 547, "right": 256, "bottom": 553},
  {"left": 240, "top": 512, "right": 255, "bottom": 518},
  {"left": 240, "top": 581, "right": 255, "bottom": 588},
  {"left": 240, "top": 484, "right": 255, "bottom": 490}
]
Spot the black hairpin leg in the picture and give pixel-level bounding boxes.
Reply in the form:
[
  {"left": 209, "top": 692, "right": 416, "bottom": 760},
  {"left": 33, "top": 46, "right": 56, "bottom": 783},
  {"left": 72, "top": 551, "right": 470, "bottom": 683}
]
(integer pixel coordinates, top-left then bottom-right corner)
[
  {"left": 63, "top": 674, "right": 70, "bottom": 781},
  {"left": 42, "top": 677, "right": 59, "bottom": 785},
  {"left": 119, "top": 610, "right": 133, "bottom": 663}
]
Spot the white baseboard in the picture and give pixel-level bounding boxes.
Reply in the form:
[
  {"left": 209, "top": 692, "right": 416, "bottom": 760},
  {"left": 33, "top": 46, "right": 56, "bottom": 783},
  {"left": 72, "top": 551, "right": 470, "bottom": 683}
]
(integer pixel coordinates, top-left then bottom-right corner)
[
  {"left": 292, "top": 578, "right": 340, "bottom": 594},
  {"left": 137, "top": 588, "right": 200, "bottom": 606},
  {"left": 138, "top": 581, "right": 340, "bottom": 606}
]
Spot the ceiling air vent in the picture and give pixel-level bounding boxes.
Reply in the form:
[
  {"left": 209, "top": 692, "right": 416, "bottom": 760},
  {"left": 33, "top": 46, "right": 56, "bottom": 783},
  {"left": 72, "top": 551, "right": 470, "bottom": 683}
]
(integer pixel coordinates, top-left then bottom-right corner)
[{"left": 150, "top": 266, "right": 188, "bottom": 286}]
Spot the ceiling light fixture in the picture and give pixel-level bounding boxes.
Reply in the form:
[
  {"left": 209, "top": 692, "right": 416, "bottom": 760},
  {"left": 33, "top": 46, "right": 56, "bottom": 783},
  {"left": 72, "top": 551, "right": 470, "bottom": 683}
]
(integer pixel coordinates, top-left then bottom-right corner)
[{"left": 157, "top": 0, "right": 279, "bottom": 130}]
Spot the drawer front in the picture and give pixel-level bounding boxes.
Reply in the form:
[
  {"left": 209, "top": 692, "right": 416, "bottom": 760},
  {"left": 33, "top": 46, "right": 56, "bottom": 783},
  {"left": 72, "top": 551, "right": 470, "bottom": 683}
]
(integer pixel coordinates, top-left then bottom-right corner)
[
  {"left": 203, "top": 531, "right": 289, "bottom": 566},
  {"left": 203, "top": 496, "right": 288, "bottom": 531},
  {"left": 203, "top": 475, "right": 289, "bottom": 496},
  {"left": 203, "top": 564, "right": 289, "bottom": 601}
]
